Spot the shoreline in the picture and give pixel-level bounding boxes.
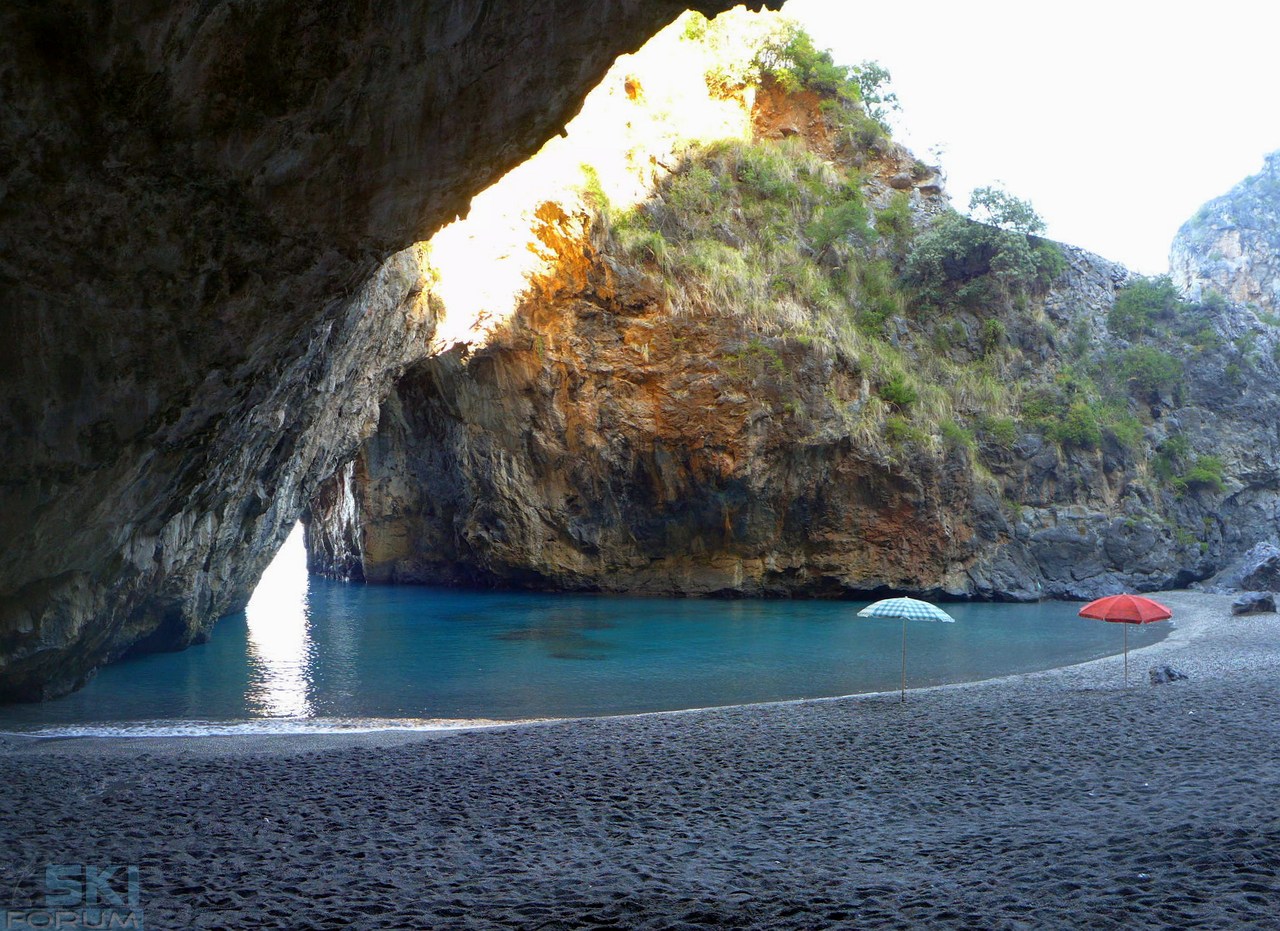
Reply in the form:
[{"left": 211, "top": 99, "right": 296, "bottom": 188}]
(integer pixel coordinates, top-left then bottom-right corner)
[
  {"left": 4, "top": 590, "right": 1279, "bottom": 929},
  {"left": 0, "top": 591, "right": 1196, "bottom": 754}
]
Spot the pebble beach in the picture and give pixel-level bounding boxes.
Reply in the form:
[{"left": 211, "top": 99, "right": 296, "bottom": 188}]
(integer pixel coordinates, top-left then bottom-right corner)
[{"left": 3, "top": 591, "right": 1279, "bottom": 929}]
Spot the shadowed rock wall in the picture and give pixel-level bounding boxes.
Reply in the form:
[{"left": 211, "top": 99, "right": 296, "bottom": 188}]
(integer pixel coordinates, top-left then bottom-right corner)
[{"left": 0, "top": 0, "right": 770, "bottom": 700}]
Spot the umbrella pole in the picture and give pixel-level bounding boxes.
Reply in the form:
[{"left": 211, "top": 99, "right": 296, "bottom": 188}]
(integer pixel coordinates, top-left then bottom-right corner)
[
  {"left": 901, "top": 616, "right": 907, "bottom": 703},
  {"left": 1124, "top": 623, "right": 1129, "bottom": 688}
]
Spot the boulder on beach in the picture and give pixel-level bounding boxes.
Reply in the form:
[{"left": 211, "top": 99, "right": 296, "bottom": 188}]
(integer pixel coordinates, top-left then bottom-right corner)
[
  {"left": 1149, "top": 665, "right": 1189, "bottom": 685},
  {"left": 1231, "top": 591, "right": 1276, "bottom": 615}
]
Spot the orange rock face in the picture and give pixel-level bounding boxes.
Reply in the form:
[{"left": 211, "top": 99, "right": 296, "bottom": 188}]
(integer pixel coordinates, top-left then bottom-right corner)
[{"left": 328, "top": 197, "right": 987, "bottom": 597}]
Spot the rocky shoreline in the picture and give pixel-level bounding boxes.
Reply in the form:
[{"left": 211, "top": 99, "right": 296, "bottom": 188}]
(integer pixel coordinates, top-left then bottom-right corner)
[{"left": 3, "top": 592, "right": 1279, "bottom": 928}]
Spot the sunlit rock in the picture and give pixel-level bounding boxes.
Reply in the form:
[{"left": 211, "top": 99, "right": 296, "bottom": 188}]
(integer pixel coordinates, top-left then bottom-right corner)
[{"left": 308, "top": 17, "right": 1280, "bottom": 603}]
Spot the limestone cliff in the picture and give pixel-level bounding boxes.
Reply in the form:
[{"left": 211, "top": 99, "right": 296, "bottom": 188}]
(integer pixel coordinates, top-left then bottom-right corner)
[
  {"left": 1172, "top": 151, "right": 1280, "bottom": 311},
  {"left": 309, "top": 22, "right": 1280, "bottom": 601},
  {"left": 0, "top": 0, "right": 769, "bottom": 701}
]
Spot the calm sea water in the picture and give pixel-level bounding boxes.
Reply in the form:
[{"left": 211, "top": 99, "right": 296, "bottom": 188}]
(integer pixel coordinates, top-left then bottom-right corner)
[{"left": 0, "top": 528, "right": 1165, "bottom": 736}]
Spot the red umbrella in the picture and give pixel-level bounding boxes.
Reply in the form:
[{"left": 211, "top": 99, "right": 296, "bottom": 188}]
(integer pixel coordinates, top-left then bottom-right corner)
[{"left": 1078, "top": 594, "right": 1173, "bottom": 686}]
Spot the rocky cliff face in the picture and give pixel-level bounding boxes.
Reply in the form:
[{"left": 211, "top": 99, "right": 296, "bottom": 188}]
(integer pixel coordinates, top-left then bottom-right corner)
[
  {"left": 316, "top": 218, "right": 1279, "bottom": 601},
  {"left": 1166, "top": 149, "right": 1280, "bottom": 586},
  {"left": 309, "top": 30, "right": 1280, "bottom": 602},
  {"left": 1172, "top": 151, "right": 1280, "bottom": 310},
  {"left": 0, "top": 0, "right": 766, "bottom": 700},
  {"left": 319, "top": 225, "right": 1001, "bottom": 598}
]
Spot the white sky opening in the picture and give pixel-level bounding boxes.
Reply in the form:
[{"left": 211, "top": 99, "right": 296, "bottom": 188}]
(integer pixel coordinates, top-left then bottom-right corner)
[
  {"left": 244, "top": 521, "right": 314, "bottom": 717},
  {"left": 788, "top": 0, "right": 1280, "bottom": 273}
]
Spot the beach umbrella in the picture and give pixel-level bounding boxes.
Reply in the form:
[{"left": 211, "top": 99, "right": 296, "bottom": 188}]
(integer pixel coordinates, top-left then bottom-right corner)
[
  {"left": 856, "top": 597, "right": 956, "bottom": 702},
  {"left": 1078, "top": 594, "right": 1173, "bottom": 687}
]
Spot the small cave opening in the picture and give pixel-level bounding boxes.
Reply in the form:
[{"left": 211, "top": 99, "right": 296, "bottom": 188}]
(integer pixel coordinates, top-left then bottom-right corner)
[{"left": 243, "top": 521, "right": 315, "bottom": 718}]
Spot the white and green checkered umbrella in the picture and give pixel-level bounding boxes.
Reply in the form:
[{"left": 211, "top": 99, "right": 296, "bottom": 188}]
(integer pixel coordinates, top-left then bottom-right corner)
[
  {"left": 858, "top": 597, "right": 956, "bottom": 624},
  {"left": 856, "top": 597, "right": 956, "bottom": 702}
]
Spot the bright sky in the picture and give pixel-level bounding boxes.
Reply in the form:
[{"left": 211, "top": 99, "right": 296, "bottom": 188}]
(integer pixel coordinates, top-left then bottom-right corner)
[{"left": 787, "top": 0, "right": 1280, "bottom": 273}]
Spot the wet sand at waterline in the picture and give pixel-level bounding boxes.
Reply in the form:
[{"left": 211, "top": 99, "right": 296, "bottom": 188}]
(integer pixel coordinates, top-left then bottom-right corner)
[{"left": 2, "top": 591, "right": 1278, "bottom": 929}]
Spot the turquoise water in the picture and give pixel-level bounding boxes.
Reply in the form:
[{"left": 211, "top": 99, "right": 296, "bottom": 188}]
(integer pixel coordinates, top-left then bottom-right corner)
[{"left": 0, "top": 530, "right": 1165, "bottom": 736}]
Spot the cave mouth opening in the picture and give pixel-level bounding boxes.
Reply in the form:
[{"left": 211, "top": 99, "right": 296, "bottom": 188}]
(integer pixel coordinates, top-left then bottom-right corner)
[
  {"left": 243, "top": 521, "right": 314, "bottom": 718},
  {"left": 248, "top": 521, "right": 309, "bottom": 608}
]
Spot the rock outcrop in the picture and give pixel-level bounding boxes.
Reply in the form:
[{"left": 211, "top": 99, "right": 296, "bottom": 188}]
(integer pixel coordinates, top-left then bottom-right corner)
[
  {"left": 1205, "top": 542, "right": 1280, "bottom": 593},
  {"left": 318, "top": 263, "right": 988, "bottom": 597},
  {"left": 307, "top": 27, "right": 1280, "bottom": 601},
  {"left": 0, "top": 0, "right": 769, "bottom": 700},
  {"left": 1172, "top": 151, "right": 1280, "bottom": 311},
  {"left": 314, "top": 230, "right": 1280, "bottom": 601},
  {"left": 1242, "top": 552, "right": 1280, "bottom": 592}
]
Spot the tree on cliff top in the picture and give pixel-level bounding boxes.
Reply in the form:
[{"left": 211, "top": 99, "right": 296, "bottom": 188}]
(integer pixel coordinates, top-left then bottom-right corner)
[
  {"left": 849, "top": 61, "right": 899, "bottom": 132},
  {"left": 681, "top": 14, "right": 900, "bottom": 133},
  {"left": 751, "top": 23, "right": 856, "bottom": 99},
  {"left": 968, "top": 185, "right": 1046, "bottom": 235}
]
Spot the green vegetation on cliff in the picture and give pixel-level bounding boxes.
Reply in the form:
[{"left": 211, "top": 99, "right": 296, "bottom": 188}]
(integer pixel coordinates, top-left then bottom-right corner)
[
  {"left": 687, "top": 14, "right": 898, "bottom": 137},
  {"left": 903, "top": 211, "right": 1064, "bottom": 311},
  {"left": 585, "top": 36, "right": 1075, "bottom": 461},
  {"left": 583, "top": 16, "right": 1240, "bottom": 525},
  {"left": 591, "top": 135, "right": 1034, "bottom": 451}
]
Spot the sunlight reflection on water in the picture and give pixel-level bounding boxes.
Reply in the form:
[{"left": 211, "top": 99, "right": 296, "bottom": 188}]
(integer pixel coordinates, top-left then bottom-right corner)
[
  {"left": 243, "top": 523, "right": 314, "bottom": 717},
  {"left": 0, "top": 527, "right": 1169, "bottom": 736}
]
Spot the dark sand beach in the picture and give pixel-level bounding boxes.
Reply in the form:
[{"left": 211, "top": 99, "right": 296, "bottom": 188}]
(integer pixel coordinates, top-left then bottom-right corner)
[{"left": 3, "top": 591, "right": 1279, "bottom": 929}]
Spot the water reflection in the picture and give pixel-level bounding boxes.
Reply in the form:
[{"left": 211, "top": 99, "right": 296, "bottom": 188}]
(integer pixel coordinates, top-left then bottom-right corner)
[
  {"left": 244, "top": 523, "right": 315, "bottom": 717},
  {"left": 0, "top": 554, "right": 1170, "bottom": 732}
]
